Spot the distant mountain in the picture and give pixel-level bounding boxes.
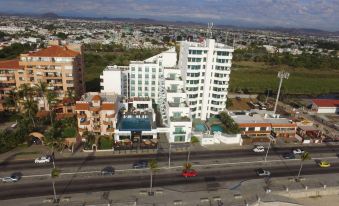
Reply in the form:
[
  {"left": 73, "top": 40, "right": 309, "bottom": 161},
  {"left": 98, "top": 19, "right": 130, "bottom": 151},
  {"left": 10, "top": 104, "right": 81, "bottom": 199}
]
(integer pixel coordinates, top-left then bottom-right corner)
[
  {"left": 0, "top": 11, "right": 338, "bottom": 36},
  {"left": 41, "top": 12, "right": 59, "bottom": 19}
]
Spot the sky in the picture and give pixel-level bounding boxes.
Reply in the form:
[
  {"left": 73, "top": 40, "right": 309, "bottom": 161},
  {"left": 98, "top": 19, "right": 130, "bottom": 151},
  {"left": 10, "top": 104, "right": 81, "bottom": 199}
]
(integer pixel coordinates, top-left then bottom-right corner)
[{"left": 0, "top": 0, "right": 338, "bottom": 31}]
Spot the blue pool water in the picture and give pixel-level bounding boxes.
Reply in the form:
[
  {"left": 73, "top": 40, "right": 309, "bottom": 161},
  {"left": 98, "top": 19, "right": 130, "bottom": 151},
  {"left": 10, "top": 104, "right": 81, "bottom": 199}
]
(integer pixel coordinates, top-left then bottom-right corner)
[
  {"left": 195, "top": 123, "right": 208, "bottom": 132},
  {"left": 211, "top": 124, "right": 225, "bottom": 133},
  {"left": 119, "top": 118, "right": 151, "bottom": 131}
]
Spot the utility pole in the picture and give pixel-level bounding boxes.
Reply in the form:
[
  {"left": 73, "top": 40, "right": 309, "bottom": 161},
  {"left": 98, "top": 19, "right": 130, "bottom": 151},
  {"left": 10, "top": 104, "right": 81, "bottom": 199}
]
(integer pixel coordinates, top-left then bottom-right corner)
[
  {"left": 168, "top": 143, "right": 172, "bottom": 168},
  {"left": 273, "top": 71, "right": 290, "bottom": 114}
]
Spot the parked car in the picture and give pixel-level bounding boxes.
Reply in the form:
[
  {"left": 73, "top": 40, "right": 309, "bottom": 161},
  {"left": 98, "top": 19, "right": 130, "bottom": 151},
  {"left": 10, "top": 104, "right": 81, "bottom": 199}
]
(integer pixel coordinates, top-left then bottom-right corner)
[
  {"left": 31, "top": 137, "right": 42, "bottom": 145},
  {"left": 34, "top": 156, "right": 51, "bottom": 164},
  {"left": 318, "top": 161, "right": 331, "bottom": 168},
  {"left": 132, "top": 160, "right": 148, "bottom": 169},
  {"left": 256, "top": 168, "right": 271, "bottom": 177},
  {"left": 182, "top": 169, "right": 197, "bottom": 177},
  {"left": 2, "top": 173, "right": 22, "bottom": 183},
  {"left": 101, "top": 166, "right": 115, "bottom": 176},
  {"left": 282, "top": 152, "right": 295, "bottom": 159},
  {"left": 292, "top": 148, "right": 305, "bottom": 155},
  {"left": 253, "top": 145, "right": 265, "bottom": 153}
]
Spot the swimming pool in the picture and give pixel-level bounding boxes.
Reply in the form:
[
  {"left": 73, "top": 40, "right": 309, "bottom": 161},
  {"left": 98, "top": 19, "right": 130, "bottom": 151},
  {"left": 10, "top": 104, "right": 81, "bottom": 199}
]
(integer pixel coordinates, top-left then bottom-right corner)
[
  {"left": 194, "top": 123, "right": 208, "bottom": 132},
  {"left": 211, "top": 124, "right": 225, "bottom": 133},
  {"left": 119, "top": 117, "right": 152, "bottom": 131}
]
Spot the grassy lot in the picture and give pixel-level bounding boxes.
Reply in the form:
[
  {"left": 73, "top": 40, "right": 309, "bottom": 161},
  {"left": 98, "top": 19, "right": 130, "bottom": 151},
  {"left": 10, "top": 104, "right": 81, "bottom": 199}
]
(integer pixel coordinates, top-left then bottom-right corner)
[{"left": 230, "top": 61, "right": 339, "bottom": 95}]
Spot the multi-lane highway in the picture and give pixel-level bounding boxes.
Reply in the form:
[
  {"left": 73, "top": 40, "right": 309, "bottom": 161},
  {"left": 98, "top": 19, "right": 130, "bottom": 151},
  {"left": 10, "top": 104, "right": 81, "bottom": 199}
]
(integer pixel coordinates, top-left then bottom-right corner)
[{"left": 0, "top": 144, "right": 339, "bottom": 200}]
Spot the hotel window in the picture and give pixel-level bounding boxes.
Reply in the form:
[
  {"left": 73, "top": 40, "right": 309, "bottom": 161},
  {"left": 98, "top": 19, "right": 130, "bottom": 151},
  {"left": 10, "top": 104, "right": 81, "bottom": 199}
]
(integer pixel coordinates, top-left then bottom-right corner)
[
  {"left": 131, "top": 67, "right": 135, "bottom": 71},
  {"left": 138, "top": 67, "right": 142, "bottom": 72},
  {"left": 152, "top": 68, "right": 156, "bottom": 72},
  {"left": 138, "top": 74, "right": 142, "bottom": 78},
  {"left": 131, "top": 92, "right": 135, "bottom": 96},
  {"left": 151, "top": 93, "right": 155, "bottom": 97},
  {"left": 260, "top": 127, "right": 267, "bottom": 131},
  {"left": 248, "top": 127, "right": 255, "bottom": 131},
  {"left": 145, "top": 74, "right": 149, "bottom": 78},
  {"left": 145, "top": 67, "right": 149, "bottom": 72}
]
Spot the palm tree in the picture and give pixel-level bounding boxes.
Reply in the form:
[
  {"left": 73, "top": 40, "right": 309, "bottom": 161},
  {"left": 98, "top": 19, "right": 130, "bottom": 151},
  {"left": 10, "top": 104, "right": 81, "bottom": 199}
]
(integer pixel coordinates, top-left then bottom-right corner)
[
  {"left": 4, "top": 90, "right": 18, "bottom": 111},
  {"left": 47, "top": 90, "right": 57, "bottom": 126},
  {"left": 23, "top": 98, "right": 37, "bottom": 128},
  {"left": 148, "top": 159, "right": 158, "bottom": 195},
  {"left": 34, "top": 80, "right": 48, "bottom": 110},
  {"left": 51, "top": 167, "right": 60, "bottom": 203},
  {"left": 18, "top": 83, "right": 33, "bottom": 100},
  {"left": 297, "top": 152, "right": 311, "bottom": 180},
  {"left": 66, "top": 88, "right": 77, "bottom": 103},
  {"left": 187, "top": 136, "right": 199, "bottom": 164}
]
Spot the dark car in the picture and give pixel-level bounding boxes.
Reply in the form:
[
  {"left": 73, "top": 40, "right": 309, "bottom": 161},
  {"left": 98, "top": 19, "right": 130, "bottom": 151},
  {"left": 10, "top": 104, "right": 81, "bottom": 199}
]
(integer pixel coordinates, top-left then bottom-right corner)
[
  {"left": 101, "top": 166, "right": 115, "bottom": 176},
  {"left": 282, "top": 152, "right": 295, "bottom": 159},
  {"left": 31, "top": 137, "right": 42, "bottom": 145},
  {"left": 133, "top": 160, "right": 148, "bottom": 169}
]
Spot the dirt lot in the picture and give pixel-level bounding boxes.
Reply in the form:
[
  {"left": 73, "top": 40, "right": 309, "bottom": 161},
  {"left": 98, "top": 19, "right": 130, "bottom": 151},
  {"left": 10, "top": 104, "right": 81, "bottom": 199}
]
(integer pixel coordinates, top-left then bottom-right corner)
[{"left": 228, "top": 98, "right": 253, "bottom": 110}]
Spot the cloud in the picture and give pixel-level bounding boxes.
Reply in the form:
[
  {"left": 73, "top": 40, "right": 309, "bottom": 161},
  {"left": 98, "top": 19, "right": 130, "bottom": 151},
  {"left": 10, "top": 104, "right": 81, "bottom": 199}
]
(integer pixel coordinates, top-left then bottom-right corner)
[{"left": 1, "top": 0, "right": 338, "bottom": 30}]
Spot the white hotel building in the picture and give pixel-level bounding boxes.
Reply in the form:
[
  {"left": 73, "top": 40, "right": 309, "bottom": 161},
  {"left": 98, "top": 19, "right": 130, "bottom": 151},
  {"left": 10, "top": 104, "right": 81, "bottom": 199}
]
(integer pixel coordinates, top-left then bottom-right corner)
[
  {"left": 100, "top": 48, "right": 192, "bottom": 143},
  {"left": 179, "top": 39, "right": 234, "bottom": 120}
]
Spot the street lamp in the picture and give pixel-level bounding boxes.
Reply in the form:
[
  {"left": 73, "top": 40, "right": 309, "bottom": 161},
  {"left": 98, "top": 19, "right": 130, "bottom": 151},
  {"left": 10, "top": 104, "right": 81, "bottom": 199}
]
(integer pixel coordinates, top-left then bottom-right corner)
[{"left": 273, "top": 71, "right": 290, "bottom": 114}]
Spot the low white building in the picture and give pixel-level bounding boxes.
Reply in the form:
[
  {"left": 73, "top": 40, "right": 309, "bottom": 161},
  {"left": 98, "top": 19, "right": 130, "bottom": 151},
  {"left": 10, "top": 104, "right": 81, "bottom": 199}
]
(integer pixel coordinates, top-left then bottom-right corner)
[
  {"left": 312, "top": 99, "right": 339, "bottom": 114},
  {"left": 114, "top": 97, "right": 158, "bottom": 142}
]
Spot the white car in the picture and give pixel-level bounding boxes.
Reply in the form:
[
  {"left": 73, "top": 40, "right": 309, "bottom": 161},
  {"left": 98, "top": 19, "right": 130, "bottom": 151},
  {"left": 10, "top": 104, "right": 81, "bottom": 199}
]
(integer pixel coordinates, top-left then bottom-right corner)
[
  {"left": 256, "top": 168, "right": 271, "bottom": 177},
  {"left": 253, "top": 146, "right": 265, "bottom": 153},
  {"left": 2, "top": 175, "right": 20, "bottom": 183},
  {"left": 34, "top": 156, "right": 51, "bottom": 164},
  {"left": 292, "top": 149, "right": 305, "bottom": 155}
]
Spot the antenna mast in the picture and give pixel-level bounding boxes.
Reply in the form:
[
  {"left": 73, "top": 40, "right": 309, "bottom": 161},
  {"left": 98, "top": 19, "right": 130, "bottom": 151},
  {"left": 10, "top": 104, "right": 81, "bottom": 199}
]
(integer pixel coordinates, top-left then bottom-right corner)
[{"left": 207, "top": 22, "right": 213, "bottom": 38}]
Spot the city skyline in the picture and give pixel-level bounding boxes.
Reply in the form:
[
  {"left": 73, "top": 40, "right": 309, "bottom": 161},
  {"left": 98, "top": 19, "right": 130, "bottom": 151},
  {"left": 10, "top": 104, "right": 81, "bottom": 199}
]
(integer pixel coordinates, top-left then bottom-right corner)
[{"left": 1, "top": 0, "right": 339, "bottom": 31}]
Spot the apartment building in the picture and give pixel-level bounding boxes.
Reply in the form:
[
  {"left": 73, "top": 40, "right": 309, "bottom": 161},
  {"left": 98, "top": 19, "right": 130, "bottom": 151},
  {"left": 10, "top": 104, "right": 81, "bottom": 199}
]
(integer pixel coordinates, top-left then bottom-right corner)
[
  {"left": 178, "top": 39, "right": 234, "bottom": 120},
  {"left": 17, "top": 43, "right": 85, "bottom": 102},
  {"left": 162, "top": 67, "right": 192, "bottom": 142},
  {"left": 0, "top": 59, "right": 20, "bottom": 111},
  {"left": 100, "top": 65, "right": 129, "bottom": 96},
  {"left": 75, "top": 92, "right": 118, "bottom": 136},
  {"left": 129, "top": 48, "right": 177, "bottom": 103}
]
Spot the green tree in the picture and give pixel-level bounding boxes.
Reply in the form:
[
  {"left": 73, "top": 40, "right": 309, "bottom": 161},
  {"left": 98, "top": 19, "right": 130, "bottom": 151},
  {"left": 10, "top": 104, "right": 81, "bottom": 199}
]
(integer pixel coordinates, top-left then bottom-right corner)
[
  {"left": 219, "top": 112, "right": 241, "bottom": 134},
  {"left": 226, "top": 98, "right": 233, "bottom": 109}
]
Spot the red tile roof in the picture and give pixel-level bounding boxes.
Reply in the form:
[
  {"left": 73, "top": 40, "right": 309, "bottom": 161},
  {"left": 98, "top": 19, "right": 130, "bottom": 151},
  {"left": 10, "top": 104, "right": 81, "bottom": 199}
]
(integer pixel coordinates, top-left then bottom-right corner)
[
  {"left": 101, "top": 103, "right": 115, "bottom": 110},
  {"left": 27, "top": 45, "right": 80, "bottom": 57},
  {"left": 92, "top": 95, "right": 101, "bottom": 101},
  {"left": 75, "top": 103, "right": 90, "bottom": 110},
  {"left": 0, "top": 59, "right": 21, "bottom": 70},
  {"left": 312, "top": 99, "right": 339, "bottom": 108}
]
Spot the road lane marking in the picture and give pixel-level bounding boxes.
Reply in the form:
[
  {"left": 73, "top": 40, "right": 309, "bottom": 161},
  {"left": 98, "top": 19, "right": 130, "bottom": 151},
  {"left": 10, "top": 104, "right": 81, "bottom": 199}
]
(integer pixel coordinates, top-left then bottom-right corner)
[{"left": 18, "top": 156, "right": 339, "bottom": 179}]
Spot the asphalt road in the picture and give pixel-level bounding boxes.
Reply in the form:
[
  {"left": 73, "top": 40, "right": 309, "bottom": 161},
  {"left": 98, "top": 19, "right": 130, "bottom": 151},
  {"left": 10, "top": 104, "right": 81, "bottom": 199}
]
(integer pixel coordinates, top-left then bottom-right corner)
[
  {"left": 0, "top": 162, "right": 339, "bottom": 200},
  {"left": 1, "top": 144, "right": 339, "bottom": 171}
]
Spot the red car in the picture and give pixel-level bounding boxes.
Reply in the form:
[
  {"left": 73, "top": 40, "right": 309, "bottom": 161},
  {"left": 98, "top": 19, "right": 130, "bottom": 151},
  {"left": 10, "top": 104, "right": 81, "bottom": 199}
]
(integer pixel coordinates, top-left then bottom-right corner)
[{"left": 182, "top": 169, "right": 197, "bottom": 177}]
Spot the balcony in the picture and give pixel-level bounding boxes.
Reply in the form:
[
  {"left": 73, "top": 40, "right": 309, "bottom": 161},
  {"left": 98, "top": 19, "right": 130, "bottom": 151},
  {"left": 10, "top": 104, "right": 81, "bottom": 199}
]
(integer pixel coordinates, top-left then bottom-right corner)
[
  {"left": 93, "top": 127, "right": 101, "bottom": 132},
  {"left": 106, "top": 113, "right": 115, "bottom": 118},
  {"left": 168, "top": 102, "right": 188, "bottom": 108},
  {"left": 170, "top": 116, "right": 191, "bottom": 122},
  {"left": 173, "top": 130, "right": 186, "bottom": 134},
  {"left": 106, "top": 128, "right": 115, "bottom": 132},
  {"left": 80, "top": 121, "right": 90, "bottom": 125},
  {"left": 78, "top": 113, "right": 87, "bottom": 118},
  {"left": 166, "top": 88, "right": 185, "bottom": 93},
  {"left": 78, "top": 127, "right": 88, "bottom": 132},
  {"left": 103, "top": 121, "right": 113, "bottom": 125}
]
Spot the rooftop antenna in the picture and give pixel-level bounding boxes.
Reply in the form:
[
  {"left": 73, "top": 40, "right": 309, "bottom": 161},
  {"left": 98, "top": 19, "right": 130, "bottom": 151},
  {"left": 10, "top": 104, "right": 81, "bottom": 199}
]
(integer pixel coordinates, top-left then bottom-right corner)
[{"left": 207, "top": 22, "right": 213, "bottom": 39}]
